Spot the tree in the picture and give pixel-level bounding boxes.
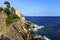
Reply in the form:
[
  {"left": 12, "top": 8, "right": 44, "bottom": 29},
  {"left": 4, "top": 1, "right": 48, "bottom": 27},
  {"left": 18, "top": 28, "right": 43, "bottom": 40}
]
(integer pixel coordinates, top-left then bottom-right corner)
[
  {"left": 4, "top": 8, "right": 11, "bottom": 15},
  {"left": 11, "top": 7, "right": 15, "bottom": 14},
  {"left": 4, "top": 1, "right": 10, "bottom": 8}
]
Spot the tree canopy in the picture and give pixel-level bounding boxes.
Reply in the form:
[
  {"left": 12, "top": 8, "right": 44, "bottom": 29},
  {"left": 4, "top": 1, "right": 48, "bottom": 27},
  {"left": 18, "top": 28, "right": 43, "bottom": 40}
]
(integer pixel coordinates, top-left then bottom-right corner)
[
  {"left": 4, "top": 1, "right": 10, "bottom": 8},
  {"left": 0, "top": 1, "right": 20, "bottom": 26}
]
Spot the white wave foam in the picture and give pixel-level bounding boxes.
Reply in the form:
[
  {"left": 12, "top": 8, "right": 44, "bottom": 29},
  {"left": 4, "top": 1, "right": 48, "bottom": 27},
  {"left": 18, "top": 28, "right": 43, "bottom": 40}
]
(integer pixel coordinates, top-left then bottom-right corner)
[
  {"left": 33, "top": 24, "right": 45, "bottom": 31},
  {"left": 30, "top": 24, "right": 51, "bottom": 40},
  {"left": 44, "top": 36, "right": 51, "bottom": 40},
  {"left": 33, "top": 35, "right": 51, "bottom": 40},
  {"left": 33, "top": 35, "right": 42, "bottom": 38}
]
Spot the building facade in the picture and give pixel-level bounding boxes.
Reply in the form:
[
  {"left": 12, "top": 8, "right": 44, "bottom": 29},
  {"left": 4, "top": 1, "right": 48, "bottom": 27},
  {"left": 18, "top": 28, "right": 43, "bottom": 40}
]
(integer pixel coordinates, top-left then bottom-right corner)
[{"left": 15, "top": 10, "right": 25, "bottom": 20}]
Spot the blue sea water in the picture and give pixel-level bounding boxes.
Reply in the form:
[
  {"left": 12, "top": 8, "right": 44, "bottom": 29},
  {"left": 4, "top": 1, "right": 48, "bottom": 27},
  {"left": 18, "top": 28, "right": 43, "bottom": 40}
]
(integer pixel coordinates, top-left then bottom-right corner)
[{"left": 25, "top": 16, "right": 60, "bottom": 40}]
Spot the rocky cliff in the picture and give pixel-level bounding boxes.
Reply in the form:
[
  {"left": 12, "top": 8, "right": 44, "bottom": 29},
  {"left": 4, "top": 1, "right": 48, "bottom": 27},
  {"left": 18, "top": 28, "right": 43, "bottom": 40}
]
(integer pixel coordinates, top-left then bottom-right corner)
[
  {"left": 0, "top": 12, "right": 33, "bottom": 40},
  {"left": 0, "top": 12, "right": 47, "bottom": 40}
]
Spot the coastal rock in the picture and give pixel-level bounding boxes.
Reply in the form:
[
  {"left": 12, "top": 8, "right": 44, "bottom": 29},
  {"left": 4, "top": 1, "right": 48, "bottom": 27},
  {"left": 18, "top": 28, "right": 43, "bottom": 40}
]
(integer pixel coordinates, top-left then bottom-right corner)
[
  {"left": 0, "top": 12, "right": 47, "bottom": 40},
  {"left": 0, "top": 13, "right": 32, "bottom": 40}
]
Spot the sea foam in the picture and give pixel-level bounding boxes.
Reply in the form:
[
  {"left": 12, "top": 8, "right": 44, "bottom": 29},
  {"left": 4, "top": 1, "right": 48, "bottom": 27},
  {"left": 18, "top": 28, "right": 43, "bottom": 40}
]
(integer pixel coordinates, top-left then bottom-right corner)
[
  {"left": 44, "top": 36, "right": 51, "bottom": 40},
  {"left": 33, "top": 24, "right": 45, "bottom": 31},
  {"left": 32, "top": 24, "right": 51, "bottom": 40}
]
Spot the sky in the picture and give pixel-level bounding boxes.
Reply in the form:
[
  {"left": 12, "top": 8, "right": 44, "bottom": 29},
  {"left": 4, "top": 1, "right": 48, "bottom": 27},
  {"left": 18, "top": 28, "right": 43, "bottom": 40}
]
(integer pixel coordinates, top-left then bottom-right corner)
[{"left": 0, "top": 0, "right": 60, "bottom": 16}]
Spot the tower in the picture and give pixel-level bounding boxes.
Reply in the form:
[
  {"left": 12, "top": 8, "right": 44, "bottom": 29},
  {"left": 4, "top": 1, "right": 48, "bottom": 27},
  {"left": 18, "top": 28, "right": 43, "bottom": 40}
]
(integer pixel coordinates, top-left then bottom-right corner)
[
  {"left": 15, "top": 10, "right": 20, "bottom": 17},
  {"left": 15, "top": 10, "right": 25, "bottom": 20}
]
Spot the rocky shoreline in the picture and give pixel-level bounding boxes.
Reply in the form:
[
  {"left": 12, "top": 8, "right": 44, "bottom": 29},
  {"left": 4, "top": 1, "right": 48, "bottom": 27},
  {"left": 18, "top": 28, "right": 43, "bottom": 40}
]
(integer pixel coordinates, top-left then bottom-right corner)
[{"left": 0, "top": 13, "right": 48, "bottom": 40}]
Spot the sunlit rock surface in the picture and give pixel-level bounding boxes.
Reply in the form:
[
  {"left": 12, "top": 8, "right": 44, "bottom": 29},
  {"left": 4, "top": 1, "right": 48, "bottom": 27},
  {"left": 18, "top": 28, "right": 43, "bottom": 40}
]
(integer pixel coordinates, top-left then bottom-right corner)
[
  {"left": 0, "top": 12, "right": 48, "bottom": 40},
  {"left": 0, "top": 13, "right": 32, "bottom": 40}
]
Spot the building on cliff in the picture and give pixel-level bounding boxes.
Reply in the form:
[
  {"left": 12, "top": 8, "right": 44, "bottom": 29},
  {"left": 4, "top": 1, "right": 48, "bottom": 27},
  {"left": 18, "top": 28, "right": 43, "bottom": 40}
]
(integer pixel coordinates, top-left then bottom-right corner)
[{"left": 15, "top": 10, "right": 25, "bottom": 20}]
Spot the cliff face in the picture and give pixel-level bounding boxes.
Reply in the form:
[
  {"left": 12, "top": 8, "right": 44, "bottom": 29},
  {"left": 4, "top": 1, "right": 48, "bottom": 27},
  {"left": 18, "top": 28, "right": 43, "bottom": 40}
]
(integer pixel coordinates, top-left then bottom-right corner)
[
  {"left": 0, "top": 12, "right": 7, "bottom": 36},
  {"left": 0, "top": 12, "right": 47, "bottom": 40},
  {"left": 0, "top": 12, "right": 32, "bottom": 40}
]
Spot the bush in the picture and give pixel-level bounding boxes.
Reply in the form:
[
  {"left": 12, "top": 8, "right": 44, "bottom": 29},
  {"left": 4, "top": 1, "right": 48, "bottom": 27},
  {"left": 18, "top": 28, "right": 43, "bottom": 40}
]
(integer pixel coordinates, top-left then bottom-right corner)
[
  {"left": 6, "top": 13, "right": 20, "bottom": 26},
  {"left": 4, "top": 8, "right": 11, "bottom": 15},
  {"left": 0, "top": 7, "right": 4, "bottom": 12}
]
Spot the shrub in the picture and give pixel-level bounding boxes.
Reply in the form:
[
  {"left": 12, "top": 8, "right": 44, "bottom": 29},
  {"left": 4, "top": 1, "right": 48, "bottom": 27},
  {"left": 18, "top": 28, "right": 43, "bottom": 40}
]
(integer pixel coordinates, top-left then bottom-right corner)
[
  {"left": 6, "top": 13, "right": 20, "bottom": 26},
  {"left": 0, "top": 7, "right": 4, "bottom": 12},
  {"left": 4, "top": 8, "right": 11, "bottom": 15}
]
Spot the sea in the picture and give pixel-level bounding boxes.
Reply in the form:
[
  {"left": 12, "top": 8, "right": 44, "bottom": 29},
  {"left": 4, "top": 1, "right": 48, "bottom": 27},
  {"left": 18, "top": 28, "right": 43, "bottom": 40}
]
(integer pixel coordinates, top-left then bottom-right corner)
[{"left": 25, "top": 16, "right": 60, "bottom": 40}]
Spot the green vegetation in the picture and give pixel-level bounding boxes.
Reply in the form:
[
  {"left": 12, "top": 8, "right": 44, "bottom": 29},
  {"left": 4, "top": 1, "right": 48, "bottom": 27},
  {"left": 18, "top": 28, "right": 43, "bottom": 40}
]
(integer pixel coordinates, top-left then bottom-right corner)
[
  {"left": 4, "top": 1, "right": 10, "bottom": 8},
  {"left": 4, "top": 1, "right": 20, "bottom": 26},
  {"left": 6, "top": 14, "right": 20, "bottom": 26},
  {"left": 0, "top": 7, "right": 4, "bottom": 12},
  {"left": 4, "top": 8, "right": 11, "bottom": 15},
  {"left": 11, "top": 7, "right": 15, "bottom": 13},
  {"left": 0, "top": 1, "right": 20, "bottom": 26}
]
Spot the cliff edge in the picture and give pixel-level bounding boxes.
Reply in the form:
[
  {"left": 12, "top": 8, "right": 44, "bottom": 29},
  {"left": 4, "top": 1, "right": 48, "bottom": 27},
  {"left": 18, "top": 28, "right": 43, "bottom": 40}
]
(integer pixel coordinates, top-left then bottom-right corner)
[{"left": 0, "top": 12, "right": 33, "bottom": 40}]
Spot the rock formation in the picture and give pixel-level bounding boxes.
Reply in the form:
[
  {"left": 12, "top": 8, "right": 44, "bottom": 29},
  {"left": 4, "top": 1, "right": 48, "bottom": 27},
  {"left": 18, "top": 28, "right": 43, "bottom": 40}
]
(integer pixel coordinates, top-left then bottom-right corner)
[
  {"left": 0, "top": 12, "right": 33, "bottom": 40},
  {"left": 0, "top": 1, "right": 47, "bottom": 40}
]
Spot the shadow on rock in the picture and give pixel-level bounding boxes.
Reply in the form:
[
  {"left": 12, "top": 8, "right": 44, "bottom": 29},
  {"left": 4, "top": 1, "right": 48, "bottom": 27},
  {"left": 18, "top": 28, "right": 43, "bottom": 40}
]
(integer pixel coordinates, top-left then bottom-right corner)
[{"left": 0, "top": 34, "right": 10, "bottom": 40}]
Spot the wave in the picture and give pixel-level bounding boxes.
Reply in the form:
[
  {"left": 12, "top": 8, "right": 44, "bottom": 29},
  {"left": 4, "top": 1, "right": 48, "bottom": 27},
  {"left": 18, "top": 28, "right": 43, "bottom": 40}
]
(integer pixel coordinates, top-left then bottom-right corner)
[
  {"left": 33, "top": 35, "right": 51, "bottom": 40},
  {"left": 32, "top": 24, "right": 51, "bottom": 40},
  {"left": 33, "top": 24, "right": 45, "bottom": 31},
  {"left": 44, "top": 36, "right": 51, "bottom": 40}
]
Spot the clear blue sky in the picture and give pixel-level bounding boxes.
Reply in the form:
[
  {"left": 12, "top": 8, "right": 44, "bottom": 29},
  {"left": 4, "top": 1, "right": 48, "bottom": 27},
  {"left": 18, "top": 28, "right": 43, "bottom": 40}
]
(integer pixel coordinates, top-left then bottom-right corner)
[{"left": 0, "top": 0, "right": 60, "bottom": 16}]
